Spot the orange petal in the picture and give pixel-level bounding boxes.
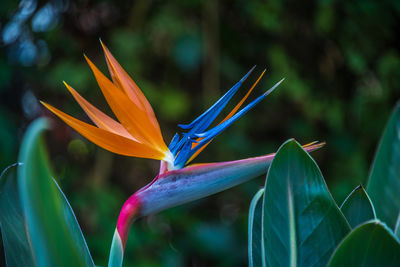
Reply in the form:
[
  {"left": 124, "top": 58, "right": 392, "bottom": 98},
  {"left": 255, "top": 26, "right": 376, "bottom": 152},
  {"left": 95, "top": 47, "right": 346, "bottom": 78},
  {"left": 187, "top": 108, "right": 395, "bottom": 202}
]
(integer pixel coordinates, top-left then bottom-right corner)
[
  {"left": 63, "top": 81, "right": 133, "bottom": 140},
  {"left": 85, "top": 55, "right": 168, "bottom": 152},
  {"left": 187, "top": 70, "right": 266, "bottom": 164},
  {"left": 100, "top": 41, "right": 161, "bottom": 133},
  {"left": 41, "top": 102, "right": 166, "bottom": 160}
]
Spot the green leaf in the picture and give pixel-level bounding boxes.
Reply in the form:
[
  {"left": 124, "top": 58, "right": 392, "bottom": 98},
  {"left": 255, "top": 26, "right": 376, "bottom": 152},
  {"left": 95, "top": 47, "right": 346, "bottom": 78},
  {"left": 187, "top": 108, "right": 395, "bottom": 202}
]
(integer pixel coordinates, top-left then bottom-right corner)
[
  {"left": 262, "top": 139, "right": 350, "bottom": 267},
  {"left": 248, "top": 188, "right": 264, "bottom": 267},
  {"left": 0, "top": 163, "right": 35, "bottom": 266},
  {"left": 328, "top": 221, "right": 400, "bottom": 267},
  {"left": 17, "top": 118, "right": 95, "bottom": 267},
  {"left": 340, "top": 185, "right": 376, "bottom": 228},
  {"left": 367, "top": 102, "right": 400, "bottom": 229}
]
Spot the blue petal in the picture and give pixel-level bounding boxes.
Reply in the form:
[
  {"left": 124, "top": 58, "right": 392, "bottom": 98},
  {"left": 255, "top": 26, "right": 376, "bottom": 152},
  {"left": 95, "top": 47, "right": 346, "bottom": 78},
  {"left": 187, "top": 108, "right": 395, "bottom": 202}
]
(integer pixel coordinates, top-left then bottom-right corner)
[
  {"left": 169, "top": 65, "right": 283, "bottom": 169},
  {"left": 178, "top": 65, "right": 256, "bottom": 131},
  {"left": 168, "top": 133, "right": 180, "bottom": 150},
  {"left": 170, "top": 66, "right": 255, "bottom": 155},
  {"left": 174, "top": 138, "right": 197, "bottom": 168},
  {"left": 186, "top": 78, "right": 284, "bottom": 161}
]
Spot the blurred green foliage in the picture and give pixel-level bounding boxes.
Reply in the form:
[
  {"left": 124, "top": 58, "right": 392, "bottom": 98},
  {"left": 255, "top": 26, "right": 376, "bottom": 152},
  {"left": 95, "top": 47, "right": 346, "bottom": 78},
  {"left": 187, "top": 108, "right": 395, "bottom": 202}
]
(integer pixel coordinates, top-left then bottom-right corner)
[{"left": 1, "top": 0, "right": 400, "bottom": 266}]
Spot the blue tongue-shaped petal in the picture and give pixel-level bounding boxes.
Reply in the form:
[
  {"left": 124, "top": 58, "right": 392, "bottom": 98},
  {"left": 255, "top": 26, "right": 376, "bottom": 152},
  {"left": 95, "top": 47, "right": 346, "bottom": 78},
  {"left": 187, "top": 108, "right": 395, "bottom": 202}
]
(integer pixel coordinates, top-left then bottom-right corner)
[
  {"left": 173, "top": 140, "right": 194, "bottom": 167},
  {"left": 196, "top": 78, "right": 283, "bottom": 139},
  {"left": 173, "top": 78, "right": 284, "bottom": 168},
  {"left": 168, "top": 133, "right": 180, "bottom": 150},
  {"left": 178, "top": 66, "right": 256, "bottom": 131},
  {"left": 170, "top": 66, "right": 255, "bottom": 154}
]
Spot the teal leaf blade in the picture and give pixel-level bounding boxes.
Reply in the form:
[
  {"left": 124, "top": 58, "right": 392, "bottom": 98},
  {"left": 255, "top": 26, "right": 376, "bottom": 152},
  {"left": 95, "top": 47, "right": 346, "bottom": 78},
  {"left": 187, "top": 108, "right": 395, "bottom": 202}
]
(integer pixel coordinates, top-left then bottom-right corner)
[
  {"left": 248, "top": 188, "right": 264, "bottom": 267},
  {"left": 262, "top": 139, "right": 350, "bottom": 267},
  {"left": 17, "top": 118, "right": 95, "bottom": 267},
  {"left": 367, "top": 102, "right": 400, "bottom": 229},
  {"left": 328, "top": 220, "right": 400, "bottom": 267},
  {"left": 0, "top": 163, "right": 35, "bottom": 267},
  {"left": 340, "top": 185, "right": 376, "bottom": 228}
]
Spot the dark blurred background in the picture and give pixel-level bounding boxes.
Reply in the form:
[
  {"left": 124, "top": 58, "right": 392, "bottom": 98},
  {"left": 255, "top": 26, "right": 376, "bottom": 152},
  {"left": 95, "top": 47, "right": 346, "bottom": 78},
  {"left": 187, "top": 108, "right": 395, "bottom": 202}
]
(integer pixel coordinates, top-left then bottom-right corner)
[{"left": 1, "top": 0, "right": 400, "bottom": 266}]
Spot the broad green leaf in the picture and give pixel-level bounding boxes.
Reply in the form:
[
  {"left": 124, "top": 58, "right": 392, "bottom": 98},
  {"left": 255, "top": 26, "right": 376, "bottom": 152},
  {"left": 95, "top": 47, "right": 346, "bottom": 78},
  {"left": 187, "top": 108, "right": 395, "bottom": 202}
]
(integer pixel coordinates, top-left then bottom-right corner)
[
  {"left": 248, "top": 188, "right": 264, "bottom": 267},
  {"left": 262, "top": 139, "right": 350, "bottom": 267},
  {"left": 17, "top": 118, "right": 95, "bottom": 267},
  {"left": 340, "top": 185, "right": 376, "bottom": 228},
  {"left": 0, "top": 163, "right": 35, "bottom": 266},
  {"left": 328, "top": 221, "right": 400, "bottom": 267},
  {"left": 367, "top": 102, "right": 400, "bottom": 229}
]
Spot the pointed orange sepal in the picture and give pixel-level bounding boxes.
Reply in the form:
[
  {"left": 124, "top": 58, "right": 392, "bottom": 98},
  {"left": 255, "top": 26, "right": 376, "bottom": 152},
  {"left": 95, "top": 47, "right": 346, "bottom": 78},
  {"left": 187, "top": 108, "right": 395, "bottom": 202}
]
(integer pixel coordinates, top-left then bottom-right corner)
[
  {"left": 100, "top": 41, "right": 162, "bottom": 132},
  {"left": 63, "top": 81, "right": 133, "bottom": 139},
  {"left": 41, "top": 102, "right": 167, "bottom": 160},
  {"left": 84, "top": 55, "right": 168, "bottom": 152}
]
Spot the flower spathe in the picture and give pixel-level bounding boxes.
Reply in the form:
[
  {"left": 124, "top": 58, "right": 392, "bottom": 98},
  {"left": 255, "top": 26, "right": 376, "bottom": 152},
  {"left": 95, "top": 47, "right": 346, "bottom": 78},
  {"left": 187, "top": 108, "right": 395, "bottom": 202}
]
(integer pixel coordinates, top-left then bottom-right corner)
[{"left": 42, "top": 42, "right": 324, "bottom": 267}]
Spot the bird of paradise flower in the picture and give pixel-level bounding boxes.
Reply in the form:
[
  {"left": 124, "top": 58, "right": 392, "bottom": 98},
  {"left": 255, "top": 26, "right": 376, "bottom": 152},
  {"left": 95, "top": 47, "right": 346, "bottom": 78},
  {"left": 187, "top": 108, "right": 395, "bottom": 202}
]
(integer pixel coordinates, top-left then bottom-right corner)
[{"left": 41, "top": 41, "right": 323, "bottom": 267}]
